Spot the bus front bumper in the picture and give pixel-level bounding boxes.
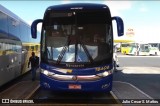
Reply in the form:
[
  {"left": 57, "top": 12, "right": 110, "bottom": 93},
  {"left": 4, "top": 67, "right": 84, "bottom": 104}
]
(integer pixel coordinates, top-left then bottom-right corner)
[{"left": 40, "top": 73, "right": 113, "bottom": 92}]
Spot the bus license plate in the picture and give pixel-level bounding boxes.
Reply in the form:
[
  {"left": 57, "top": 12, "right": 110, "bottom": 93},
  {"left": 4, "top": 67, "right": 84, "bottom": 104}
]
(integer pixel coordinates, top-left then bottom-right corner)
[{"left": 69, "top": 84, "right": 81, "bottom": 89}]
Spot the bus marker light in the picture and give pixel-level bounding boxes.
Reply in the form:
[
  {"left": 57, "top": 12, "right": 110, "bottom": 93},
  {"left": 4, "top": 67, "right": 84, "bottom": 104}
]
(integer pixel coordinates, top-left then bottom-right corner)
[{"left": 67, "top": 69, "right": 73, "bottom": 73}]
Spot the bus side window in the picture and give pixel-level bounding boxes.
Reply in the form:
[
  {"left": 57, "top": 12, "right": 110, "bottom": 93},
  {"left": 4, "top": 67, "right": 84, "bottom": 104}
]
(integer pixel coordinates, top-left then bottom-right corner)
[{"left": 2, "top": 43, "right": 6, "bottom": 55}]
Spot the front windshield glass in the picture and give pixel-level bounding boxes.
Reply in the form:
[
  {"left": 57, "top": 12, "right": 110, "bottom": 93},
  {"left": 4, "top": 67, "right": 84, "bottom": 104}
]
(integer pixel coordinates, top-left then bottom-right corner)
[{"left": 42, "top": 11, "right": 112, "bottom": 64}]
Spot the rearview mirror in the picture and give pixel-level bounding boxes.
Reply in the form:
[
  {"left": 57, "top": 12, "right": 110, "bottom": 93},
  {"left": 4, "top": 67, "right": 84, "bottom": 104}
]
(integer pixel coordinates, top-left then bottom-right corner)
[
  {"left": 31, "top": 19, "right": 43, "bottom": 39},
  {"left": 112, "top": 16, "right": 124, "bottom": 37}
]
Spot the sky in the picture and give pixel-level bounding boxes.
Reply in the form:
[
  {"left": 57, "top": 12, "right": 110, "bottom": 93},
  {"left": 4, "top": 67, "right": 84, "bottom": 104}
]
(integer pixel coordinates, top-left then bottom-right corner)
[{"left": 0, "top": 0, "right": 160, "bottom": 43}]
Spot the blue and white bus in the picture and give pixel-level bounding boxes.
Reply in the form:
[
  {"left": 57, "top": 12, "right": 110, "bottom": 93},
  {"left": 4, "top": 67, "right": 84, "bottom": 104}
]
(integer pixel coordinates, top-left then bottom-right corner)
[{"left": 31, "top": 3, "right": 124, "bottom": 92}]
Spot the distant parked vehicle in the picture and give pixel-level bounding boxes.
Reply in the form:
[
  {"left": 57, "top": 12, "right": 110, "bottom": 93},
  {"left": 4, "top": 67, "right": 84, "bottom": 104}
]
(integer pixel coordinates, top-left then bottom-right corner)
[
  {"left": 120, "top": 43, "right": 130, "bottom": 55},
  {"left": 121, "top": 43, "right": 150, "bottom": 56},
  {"left": 149, "top": 43, "right": 160, "bottom": 51},
  {"left": 128, "top": 43, "right": 150, "bottom": 56},
  {"left": 149, "top": 46, "right": 160, "bottom": 56}
]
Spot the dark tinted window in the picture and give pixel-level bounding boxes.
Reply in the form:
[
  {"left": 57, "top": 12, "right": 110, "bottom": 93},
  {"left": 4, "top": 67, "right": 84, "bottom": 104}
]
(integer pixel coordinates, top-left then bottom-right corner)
[
  {"left": 20, "top": 22, "right": 29, "bottom": 42},
  {"left": 0, "top": 12, "right": 8, "bottom": 33},
  {"left": 77, "top": 11, "right": 110, "bottom": 24},
  {"left": 8, "top": 17, "right": 20, "bottom": 38}
]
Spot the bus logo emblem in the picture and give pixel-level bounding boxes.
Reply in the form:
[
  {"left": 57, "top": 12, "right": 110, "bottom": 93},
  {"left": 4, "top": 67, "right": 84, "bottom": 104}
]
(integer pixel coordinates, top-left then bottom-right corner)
[{"left": 72, "top": 76, "right": 77, "bottom": 81}]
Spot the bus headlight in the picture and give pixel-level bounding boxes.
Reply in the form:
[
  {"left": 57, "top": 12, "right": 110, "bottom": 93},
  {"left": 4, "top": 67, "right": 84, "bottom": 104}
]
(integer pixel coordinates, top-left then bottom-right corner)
[
  {"left": 44, "top": 70, "right": 49, "bottom": 75},
  {"left": 102, "top": 71, "right": 109, "bottom": 76},
  {"left": 41, "top": 69, "right": 54, "bottom": 76},
  {"left": 97, "top": 70, "right": 113, "bottom": 77}
]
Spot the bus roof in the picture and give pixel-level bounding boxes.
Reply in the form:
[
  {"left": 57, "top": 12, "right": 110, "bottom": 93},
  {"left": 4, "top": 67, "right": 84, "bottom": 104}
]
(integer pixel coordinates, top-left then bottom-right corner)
[
  {"left": 46, "top": 3, "right": 109, "bottom": 11},
  {"left": 0, "top": 4, "right": 30, "bottom": 27}
]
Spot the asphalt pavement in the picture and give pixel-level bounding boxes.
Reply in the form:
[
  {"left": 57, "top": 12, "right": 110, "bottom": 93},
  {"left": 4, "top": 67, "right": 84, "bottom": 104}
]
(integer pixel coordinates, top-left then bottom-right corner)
[
  {"left": 118, "top": 56, "right": 160, "bottom": 67},
  {"left": 113, "top": 54, "right": 160, "bottom": 99}
]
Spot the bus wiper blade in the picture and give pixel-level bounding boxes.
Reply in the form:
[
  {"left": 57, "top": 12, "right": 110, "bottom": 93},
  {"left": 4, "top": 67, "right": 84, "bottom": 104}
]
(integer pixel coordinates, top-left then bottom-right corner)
[
  {"left": 79, "top": 41, "right": 94, "bottom": 63},
  {"left": 47, "top": 48, "right": 51, "bottom": 59},
  {"left": 56, "top": 40, "right": 71, "bottom": 64},
  {"left": 56, "top": 46, "right": 67, "bottom": 64}
]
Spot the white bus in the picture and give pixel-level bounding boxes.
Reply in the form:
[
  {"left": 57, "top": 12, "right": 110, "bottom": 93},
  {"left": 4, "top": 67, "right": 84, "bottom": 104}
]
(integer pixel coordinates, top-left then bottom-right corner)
[
  {"left": 148, "top": 43, "right": 160, "bottom": 55},
  {"left": 127, "top": 43, "right": 150, "bottom": 56}
]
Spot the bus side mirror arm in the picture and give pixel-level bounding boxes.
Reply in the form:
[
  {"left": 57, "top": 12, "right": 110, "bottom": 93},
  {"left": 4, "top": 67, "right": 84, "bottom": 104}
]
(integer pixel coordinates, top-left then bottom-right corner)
[
  {"left": 31, "top": 19, "right": 43, "bottom": 39},
  {"left": 112, "top": 16, "right": 124, "bottom": 37}
]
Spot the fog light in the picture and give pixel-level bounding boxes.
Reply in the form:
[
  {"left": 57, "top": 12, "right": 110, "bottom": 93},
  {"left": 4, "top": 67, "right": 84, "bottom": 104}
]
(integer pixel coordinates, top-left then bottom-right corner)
[{"left": 43, "top": 82, "right": 50, "bottom": 88}]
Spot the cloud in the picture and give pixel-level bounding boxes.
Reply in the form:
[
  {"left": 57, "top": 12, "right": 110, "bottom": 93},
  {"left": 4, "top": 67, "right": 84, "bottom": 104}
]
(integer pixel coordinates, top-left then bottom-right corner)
[
  {"left": 134, "top": 26, "right": 160, "bottom": 43},
  {"left": 115, "top": 25, "right": 160, "bottom": 43},
  {"left": 102, "top": 1, "right": 133, "bottom": 16},
  {"left": 139, "top": 7, "right": 148, "bottom": 12},
  {"left": 61, "top": 0, "right": 71, "bottom": 4},
  {"left": 60, "top": 0, "right": 133, "bottom": 16},
  {"left": 138, "top": 3, "right": 148, "bottom": 13}
]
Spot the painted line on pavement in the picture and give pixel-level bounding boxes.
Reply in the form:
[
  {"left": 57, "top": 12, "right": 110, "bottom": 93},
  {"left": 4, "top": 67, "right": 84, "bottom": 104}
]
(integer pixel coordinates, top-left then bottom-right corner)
[
  {"left": 113, "top": 81, "right": 153, "bottom": 99},
  {"left": 110, "top": 91, "right": 121, "bottom": 104},
  {"left": 25, "top": 84, "right": 40, "bottom": 99}
]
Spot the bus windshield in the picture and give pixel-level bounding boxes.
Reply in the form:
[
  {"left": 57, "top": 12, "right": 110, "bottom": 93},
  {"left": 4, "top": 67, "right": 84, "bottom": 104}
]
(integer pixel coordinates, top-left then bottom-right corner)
[{"left": 42, "top": 11, "right": 112, "bottom": 65}]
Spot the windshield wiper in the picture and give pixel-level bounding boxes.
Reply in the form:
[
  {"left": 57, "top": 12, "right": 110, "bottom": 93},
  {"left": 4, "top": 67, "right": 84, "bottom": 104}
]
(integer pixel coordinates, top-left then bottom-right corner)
[
  {"left": 46, "top": 48, "right": 51, "bottom": 59},
  {"left": 79, "top": 40, "right": 94, "bottom": 63},
  {"left": 56, "top": 37, "right": 94, "bottom": 64},
  {"left": 56, "top": 39, "right": 71, "bottom": 64}
]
